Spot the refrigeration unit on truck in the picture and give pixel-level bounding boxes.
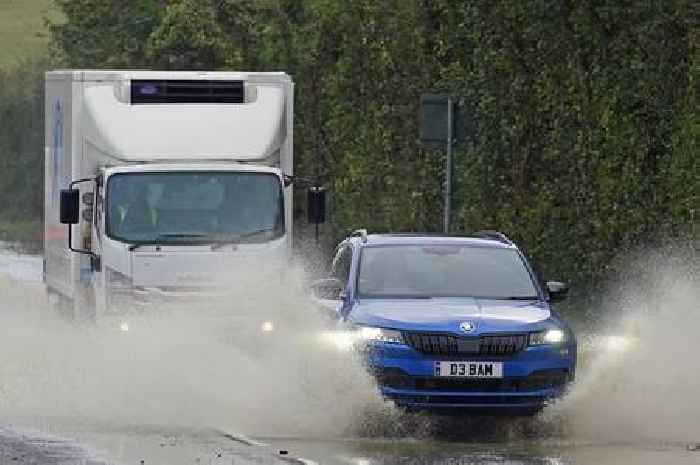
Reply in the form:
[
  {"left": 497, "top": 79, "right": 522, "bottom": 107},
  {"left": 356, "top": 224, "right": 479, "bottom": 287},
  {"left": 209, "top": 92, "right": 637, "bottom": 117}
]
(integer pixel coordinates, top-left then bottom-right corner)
[{"left": 44, "top": 70, "right": 323, "bottom": 322}]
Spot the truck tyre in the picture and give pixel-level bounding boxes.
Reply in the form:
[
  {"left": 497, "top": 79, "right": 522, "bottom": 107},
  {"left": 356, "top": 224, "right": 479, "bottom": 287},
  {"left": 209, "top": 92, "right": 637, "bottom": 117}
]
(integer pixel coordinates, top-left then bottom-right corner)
[
  {"left": 46, "top": 288, "right": 75, "bottom": 321},
  {"left": 75, "top": 287, "right": 97, "bottom": 323}
]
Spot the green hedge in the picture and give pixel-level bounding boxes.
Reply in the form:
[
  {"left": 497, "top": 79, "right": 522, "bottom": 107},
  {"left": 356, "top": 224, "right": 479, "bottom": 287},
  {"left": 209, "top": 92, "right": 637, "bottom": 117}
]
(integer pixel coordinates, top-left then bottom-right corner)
[
  {"left": 0, "top": 1, "right": 696, "bottom": 312},
  {"left": 0, "top": 57, "right": 45, "bottom": 226}
]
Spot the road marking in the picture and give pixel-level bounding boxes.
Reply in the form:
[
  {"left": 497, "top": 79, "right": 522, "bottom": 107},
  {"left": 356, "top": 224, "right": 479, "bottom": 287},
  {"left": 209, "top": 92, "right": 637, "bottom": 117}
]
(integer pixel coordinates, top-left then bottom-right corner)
[
  {"left": 214, "top": 429, "right": 268, "bottom": 447},
  {"left": 214, "top": 429, "right": 319, "bottom": 465},
  {"left": 273, "top": 452, "right": 320, "bottom": 465}
]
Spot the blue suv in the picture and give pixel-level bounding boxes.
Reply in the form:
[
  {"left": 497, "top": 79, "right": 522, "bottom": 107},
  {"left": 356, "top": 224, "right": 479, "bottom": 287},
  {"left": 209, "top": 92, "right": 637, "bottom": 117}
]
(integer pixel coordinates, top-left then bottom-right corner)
[{"left": 312, "top": 230, "right": 576, "bottom": 414}]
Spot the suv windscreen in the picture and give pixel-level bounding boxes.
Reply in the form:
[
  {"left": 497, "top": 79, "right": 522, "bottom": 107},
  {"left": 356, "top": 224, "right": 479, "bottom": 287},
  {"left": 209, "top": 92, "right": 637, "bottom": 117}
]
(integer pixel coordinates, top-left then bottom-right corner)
[
  {"left": 106, "top": 171, "right": 284, "bottom": 244},
  {"left": 358, "top": 245, "right": 538, "bottom": 299}
]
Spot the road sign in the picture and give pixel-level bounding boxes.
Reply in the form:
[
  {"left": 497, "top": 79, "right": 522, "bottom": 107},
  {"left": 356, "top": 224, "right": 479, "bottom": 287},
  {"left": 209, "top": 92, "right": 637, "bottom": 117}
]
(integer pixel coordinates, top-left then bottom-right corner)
[
  {"left": 420, "top": 94, "right": 474, "bottom": 148},
  {"left": 420, "top": 94, "right": 452, "bottom": 147}
]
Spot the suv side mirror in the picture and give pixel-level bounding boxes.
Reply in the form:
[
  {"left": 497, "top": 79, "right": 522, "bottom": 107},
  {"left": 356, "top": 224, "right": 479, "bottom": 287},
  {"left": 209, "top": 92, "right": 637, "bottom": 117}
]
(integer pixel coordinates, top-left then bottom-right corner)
[
  {"left": 60, "top": 189, "right": 80, "bottom": 224},
  {"left": 546, "top": 281, "right": 569, "bottom": 302},
  {"left": 310, "top": 277, "right": 343, "bottom": 300}
]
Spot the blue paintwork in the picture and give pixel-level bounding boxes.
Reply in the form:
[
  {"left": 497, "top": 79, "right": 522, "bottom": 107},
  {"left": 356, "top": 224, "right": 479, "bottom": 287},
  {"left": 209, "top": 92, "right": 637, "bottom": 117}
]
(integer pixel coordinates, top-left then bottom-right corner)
[{"left": 331, "top": 234, "right": 577, "bottom": 413}]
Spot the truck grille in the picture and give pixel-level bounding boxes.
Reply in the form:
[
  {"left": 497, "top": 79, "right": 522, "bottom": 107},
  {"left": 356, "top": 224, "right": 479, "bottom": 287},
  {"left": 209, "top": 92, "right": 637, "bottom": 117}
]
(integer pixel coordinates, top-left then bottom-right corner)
[{"left": 402, "top": 332, "right": 527, "bottom": 357}]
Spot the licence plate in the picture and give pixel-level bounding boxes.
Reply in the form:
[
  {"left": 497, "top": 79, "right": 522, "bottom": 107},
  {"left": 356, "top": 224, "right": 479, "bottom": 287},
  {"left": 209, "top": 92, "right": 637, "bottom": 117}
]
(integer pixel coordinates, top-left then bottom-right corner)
[{"left": 435, "top": 361, "right": 503, "bottom": 378}]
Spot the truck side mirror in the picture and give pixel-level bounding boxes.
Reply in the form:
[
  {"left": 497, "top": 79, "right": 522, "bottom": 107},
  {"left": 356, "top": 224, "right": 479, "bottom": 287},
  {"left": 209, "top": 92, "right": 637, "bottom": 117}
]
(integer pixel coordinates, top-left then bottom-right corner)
[
  {"left": 307, "top": 187, "right": 326, "bottom": 224},
  {"left": 546, "top": 281, "right": 569, "bottom": 302},
  {"left": 60, "top": 189, "right": 80, "bottom": 224}
]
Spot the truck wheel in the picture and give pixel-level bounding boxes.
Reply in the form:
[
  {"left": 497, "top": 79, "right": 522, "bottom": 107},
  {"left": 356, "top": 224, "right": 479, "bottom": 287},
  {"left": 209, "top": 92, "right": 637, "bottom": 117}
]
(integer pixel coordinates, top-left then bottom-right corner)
[
  {"left": 46, "top": 289, "right": 75, "bottom": 321},
  {"left": 75, "top": 290, "right": 97, "bottom": 324}
]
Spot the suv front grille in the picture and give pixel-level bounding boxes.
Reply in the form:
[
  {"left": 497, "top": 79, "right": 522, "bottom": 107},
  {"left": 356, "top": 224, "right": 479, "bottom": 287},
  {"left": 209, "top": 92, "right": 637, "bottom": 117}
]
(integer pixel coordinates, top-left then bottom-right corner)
[{"left": 402, "top": 332, "right": 528, "bottom": 357}]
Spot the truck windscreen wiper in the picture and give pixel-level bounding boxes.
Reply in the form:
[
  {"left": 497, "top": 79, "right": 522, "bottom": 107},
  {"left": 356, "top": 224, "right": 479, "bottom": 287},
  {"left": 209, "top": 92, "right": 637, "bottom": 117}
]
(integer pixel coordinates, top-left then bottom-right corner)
[
  {"left": 157, "top": 232, "right": 208, "bottom": 239},
  {"left": 210, "top": 228, "right": 277, "bottom": 250},
  {"left": 127, "top": 233, "right": 210, "bottom": 251}
]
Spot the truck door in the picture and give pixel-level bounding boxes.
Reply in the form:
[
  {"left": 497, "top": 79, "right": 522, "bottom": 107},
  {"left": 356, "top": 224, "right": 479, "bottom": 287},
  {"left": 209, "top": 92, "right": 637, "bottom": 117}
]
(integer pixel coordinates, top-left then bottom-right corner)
[{"left": 91, "top": 175, "right": 107, "bottom": 317}]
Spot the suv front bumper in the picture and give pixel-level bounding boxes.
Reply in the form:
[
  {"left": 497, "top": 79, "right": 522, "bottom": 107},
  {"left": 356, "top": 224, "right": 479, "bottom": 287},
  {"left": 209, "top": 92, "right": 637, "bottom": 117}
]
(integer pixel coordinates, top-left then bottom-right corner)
[{"left": 366, "top": 342, "right": 576, "bottom": 413}]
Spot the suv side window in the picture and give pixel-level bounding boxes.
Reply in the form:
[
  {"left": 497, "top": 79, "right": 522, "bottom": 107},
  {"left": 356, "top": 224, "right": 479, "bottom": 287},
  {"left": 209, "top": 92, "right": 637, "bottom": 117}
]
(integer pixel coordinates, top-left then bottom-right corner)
[{"left": 331, "top": 244, "right": 353, "bottom": 284}]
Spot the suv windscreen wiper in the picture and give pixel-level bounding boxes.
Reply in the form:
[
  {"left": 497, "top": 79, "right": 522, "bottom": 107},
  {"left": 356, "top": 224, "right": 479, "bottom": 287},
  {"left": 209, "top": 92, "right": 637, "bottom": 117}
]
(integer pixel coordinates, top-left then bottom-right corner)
[{"left": 358, "top": 294, "right": 433, "bottom": 299}]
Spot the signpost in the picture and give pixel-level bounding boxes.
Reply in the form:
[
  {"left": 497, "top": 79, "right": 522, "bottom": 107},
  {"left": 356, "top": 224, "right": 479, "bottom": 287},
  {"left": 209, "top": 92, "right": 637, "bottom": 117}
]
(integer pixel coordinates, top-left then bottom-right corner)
[
  {"left": 445, "top": 97, "right": 453, "bottom": 234},
  {"left": 420, "top": 94, "right": 471, "bottom": 233}
]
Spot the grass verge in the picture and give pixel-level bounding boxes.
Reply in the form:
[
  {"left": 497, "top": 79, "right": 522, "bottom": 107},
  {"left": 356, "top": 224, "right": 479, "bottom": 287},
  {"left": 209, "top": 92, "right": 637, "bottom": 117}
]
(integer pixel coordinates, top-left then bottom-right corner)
[{"left": 0, "top": 0, "right": 62, "bottom": 69}]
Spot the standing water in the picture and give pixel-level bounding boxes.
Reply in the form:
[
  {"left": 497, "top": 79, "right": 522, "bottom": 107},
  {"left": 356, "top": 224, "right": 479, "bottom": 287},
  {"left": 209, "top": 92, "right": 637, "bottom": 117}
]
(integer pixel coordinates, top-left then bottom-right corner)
[
  {"left": 0, "top": 242, "right": 698, "bottom": 465},
  {"left": 0, "top": 241, "right": 383, "bottom": 437}
]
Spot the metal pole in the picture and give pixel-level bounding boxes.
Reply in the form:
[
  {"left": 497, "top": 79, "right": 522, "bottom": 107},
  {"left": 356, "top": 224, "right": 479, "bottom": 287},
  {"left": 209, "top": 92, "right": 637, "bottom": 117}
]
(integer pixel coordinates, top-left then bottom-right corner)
[{"left": 444, "top": 97, "right": 453, "bottom": 234}]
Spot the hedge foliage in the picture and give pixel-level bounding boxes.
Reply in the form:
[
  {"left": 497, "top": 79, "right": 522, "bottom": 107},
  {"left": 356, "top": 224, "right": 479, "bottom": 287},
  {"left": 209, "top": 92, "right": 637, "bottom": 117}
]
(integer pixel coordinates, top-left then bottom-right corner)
[
  {"left": 0, "top": 58, "right": 45, "bottom": 227},
  {"left": 0, "top": 0, "right": 696, "bottom": 303}
]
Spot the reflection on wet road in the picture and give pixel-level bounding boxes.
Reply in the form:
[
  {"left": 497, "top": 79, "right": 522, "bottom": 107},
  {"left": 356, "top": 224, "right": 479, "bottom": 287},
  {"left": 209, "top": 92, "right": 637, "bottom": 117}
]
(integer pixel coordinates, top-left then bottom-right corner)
[
  {"left": 0, "top": 427, "right": 108, "bottom": 465},
  {"left": 260, "top": 436, "right": 698, "bottom": 465}
]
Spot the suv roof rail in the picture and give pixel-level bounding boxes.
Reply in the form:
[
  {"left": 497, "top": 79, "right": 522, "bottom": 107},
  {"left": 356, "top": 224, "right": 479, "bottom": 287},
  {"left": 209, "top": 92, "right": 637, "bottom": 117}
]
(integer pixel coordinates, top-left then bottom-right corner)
[
  {"left": 472, "top": 230, "right": 512, "bottom": 245},
  {"left": 349, "top": 229, "right": 368, "bottom": 243}
]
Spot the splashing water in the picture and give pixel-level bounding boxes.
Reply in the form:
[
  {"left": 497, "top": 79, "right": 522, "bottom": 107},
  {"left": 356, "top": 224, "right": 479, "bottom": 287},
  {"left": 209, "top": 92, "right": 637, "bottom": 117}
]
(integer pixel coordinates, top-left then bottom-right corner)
[
  {"left": 545, "top": 246, "right": 700, "bottom": 443},
  {"left": 0, "top": 252, "right": 384, "bottom": 438},
  {"left": 0, "top": 243, "right": 698, "bottom": 445}
]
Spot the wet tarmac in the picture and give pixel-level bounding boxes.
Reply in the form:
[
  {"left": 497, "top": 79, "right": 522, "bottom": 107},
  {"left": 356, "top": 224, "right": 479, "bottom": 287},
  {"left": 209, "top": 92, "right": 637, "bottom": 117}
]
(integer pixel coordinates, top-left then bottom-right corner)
[
  {"left": 2, "top": 421, "right": 697, "bottom": 465},
  {"left": 259, "top": 436, "right": 700, "bottom": 465},
  {"left": 0, "top": 423, "right": 312, "bottom": 465}
]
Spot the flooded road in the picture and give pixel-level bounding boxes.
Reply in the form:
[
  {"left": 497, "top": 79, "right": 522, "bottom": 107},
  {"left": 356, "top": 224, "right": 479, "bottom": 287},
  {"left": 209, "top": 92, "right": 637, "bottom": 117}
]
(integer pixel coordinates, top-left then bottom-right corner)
[
  {"left": 0, "top": 244, "right": 698, "bottom": 464},
  {"left": 260, "top": 436, "right": 699, "bottom": 465}
]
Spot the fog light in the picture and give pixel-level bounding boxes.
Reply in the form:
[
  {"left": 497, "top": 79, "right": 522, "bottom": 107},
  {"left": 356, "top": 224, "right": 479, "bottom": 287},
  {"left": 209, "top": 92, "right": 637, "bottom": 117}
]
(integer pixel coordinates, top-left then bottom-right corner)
[{"left": 261, "top": 321, "right": 275, "bottom": 333}]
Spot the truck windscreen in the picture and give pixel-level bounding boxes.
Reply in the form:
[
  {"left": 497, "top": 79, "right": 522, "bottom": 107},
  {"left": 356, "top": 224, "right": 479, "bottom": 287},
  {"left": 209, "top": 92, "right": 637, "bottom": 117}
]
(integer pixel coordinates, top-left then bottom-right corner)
[{"left": 106, "top": 172, "right": 284, "bottom": 244}]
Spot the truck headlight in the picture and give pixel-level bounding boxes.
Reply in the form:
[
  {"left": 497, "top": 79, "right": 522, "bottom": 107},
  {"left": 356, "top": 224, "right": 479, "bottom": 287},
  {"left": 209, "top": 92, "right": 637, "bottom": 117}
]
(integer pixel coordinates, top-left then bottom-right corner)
[
  {"left": 358, "top": 326, "right": 404, "bottom": 344},
  {"left": 529, "top": 328, "right": 566, "bottom": 345}
]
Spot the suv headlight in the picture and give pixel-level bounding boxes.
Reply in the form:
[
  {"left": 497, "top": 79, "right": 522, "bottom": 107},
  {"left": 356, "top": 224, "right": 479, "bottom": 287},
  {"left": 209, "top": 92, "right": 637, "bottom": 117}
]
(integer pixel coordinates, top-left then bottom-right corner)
[
  {"left": 358, "top": 326, "right": 404, "bottom": 344},
  {"left": 529, "top": 328, "right": 566, "bottom": 345}
]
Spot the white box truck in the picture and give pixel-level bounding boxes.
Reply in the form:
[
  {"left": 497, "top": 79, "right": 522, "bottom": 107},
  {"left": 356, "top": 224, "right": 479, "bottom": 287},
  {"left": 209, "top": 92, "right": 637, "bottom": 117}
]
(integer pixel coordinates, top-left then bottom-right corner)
[{"left": 44, "top": 70, "right": 322, "bottom": 322}]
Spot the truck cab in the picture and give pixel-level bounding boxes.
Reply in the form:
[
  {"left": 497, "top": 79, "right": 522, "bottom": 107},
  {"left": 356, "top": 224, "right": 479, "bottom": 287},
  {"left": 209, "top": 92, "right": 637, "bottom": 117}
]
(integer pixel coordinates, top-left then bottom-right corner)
[{"left": 44, "top": 70, "right": 316, "bottom": 322}]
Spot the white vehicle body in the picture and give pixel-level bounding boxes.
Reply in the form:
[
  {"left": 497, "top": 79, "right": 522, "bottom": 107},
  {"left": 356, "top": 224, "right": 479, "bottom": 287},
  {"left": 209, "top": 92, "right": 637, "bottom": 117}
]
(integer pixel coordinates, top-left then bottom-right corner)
[{"left": 44, "top": 70, "right": 294, "bottom": 319}]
